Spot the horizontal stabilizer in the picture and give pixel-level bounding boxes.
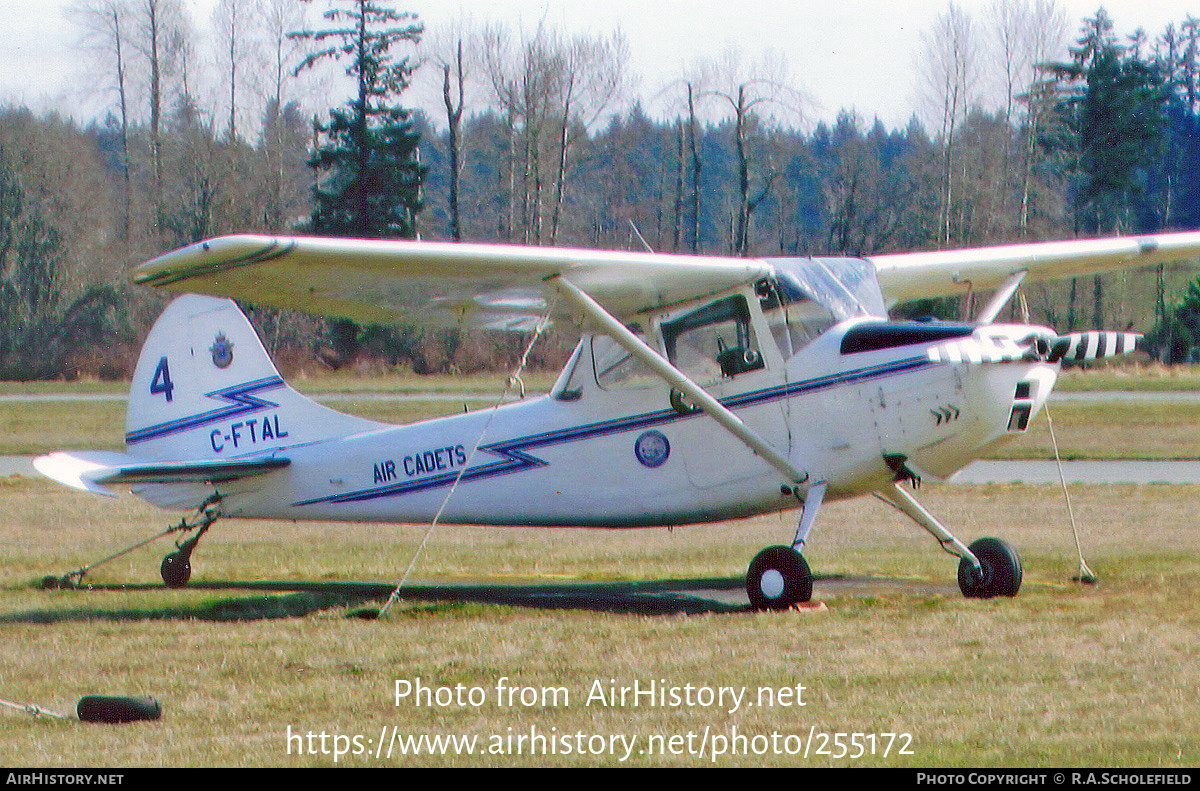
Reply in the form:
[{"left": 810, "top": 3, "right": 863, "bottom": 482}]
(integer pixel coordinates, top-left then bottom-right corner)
[
  {"left": 1048, "top": 332, "right": 1140, "bottom": 362},
  {"left": 33, "top": 451, "right": 289, "bottom": 497}
]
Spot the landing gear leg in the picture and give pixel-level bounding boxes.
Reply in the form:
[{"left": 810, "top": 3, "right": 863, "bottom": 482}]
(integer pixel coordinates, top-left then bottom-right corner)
[
  {"left": 161, "top": 508, "right": 219, "bottom": 588},
  {"left": 45, "top": 494, "right": 223, "bottom": 589},
  {"left": 746, "top": 483, "right": 824, "bottom": 611},
  {"left": 875, "top": 483, "right": 1022, "bottom": 598}
]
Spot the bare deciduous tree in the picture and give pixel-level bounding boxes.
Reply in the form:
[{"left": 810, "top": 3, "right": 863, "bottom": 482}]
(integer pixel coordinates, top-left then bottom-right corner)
[
  {"left": 423, "top": 20, "right": 483, "bottom": 241},
  {"left": 131, "top": 0, "right": 188, "bottom": 240},
  {"left": 921, "top": 2, "right": 979, "bottom": 247},
  {"left": 213, "top": 0, "right": 254, "bottom": 142},
  {"left": 482, "top": 22, "right": 628, "bottom": 245},
  {"left": 72, "top": 0, "right": 135, "bottom": 240},
  {"left": 697, "top": 49, "right": 803, "bottom": 255}
]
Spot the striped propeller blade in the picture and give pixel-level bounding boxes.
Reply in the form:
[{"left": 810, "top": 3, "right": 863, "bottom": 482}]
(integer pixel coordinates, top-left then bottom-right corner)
[
  {"left": 1048, "top": 331, "right": 1140, "bottom": 363},
  {"left": 926, "top": 335, "right": 1026, "bottom": 363}
]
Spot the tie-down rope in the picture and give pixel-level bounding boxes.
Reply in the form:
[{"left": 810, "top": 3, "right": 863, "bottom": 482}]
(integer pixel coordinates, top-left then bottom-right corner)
[{"left": 377, "top": 300, "right": 558, "bottom": 618}]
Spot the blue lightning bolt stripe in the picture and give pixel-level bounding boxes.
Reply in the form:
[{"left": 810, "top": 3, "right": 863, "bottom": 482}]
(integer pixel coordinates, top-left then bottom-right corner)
[
  {"left": 292, "top": 355, "right": 936, "bottom": 507},
  {"left": 724, "top": 355, "right": 932, "bottom": 408},
  {"left": 293, "top": 445, "right": 548, "bottom": 505},
  {"left": 125, "top": 376, "right": 286, "bottom": 445}
]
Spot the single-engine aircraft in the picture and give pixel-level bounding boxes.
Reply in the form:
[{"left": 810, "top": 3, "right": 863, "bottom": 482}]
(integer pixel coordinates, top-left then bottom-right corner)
[{"left": 32, "top": 232, "right": 1200, "bottom": 608}]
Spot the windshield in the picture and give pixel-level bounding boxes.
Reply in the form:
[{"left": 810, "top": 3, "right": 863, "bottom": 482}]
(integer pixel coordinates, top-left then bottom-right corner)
[
  {"left": 759, "top": 257, "right": 887, "bottom": 355},
  {"left": 765, "top": 257, "right": 887, "bottom": 321}
]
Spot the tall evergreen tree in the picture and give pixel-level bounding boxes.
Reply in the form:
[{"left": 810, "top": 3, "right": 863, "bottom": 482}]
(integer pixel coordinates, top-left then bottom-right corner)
[
  {"left": 289, "top": 1, "right": 425, "bottom": 365},
  {"left": 291, "top": 0, "right": 425, "bottom": 239},
  {"left": 1052, "top": 10, "right": 1168, "bottom": 235},
  {"left": 1044, "top": 10, "right": 1168, "bottom": 328}
]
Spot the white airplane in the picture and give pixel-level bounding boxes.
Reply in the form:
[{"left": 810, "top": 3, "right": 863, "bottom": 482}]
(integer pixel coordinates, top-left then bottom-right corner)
[{"left": 32, "top": 232, "right": 1200, "bottom": 609}]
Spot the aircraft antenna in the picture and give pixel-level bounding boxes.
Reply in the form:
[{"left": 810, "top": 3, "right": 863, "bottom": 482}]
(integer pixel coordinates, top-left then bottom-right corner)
[
  {"left": 375, "top": 299, "right": 559, "bottom": 619},
  {"left": 627, "top": 219, "right": 655, "bottom": 253}
]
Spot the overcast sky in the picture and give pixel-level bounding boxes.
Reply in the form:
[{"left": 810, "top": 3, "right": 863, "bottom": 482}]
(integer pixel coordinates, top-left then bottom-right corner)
[{"left": 2, "top": 0, "right": 1199, "bottom": 133}]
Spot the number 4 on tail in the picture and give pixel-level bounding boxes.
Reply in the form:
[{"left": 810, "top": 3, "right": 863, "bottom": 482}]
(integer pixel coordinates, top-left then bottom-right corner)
[{"left": 150, "top": 356, "right": 174, "bottom": 402}]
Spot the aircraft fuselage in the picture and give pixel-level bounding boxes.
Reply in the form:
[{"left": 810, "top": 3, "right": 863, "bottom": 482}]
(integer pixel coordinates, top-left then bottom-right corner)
[{"left": 215, "top": 317, "right": 1057, "bottom": 528}]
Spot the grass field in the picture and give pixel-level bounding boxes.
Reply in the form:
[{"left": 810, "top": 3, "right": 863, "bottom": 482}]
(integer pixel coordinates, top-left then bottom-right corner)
[
  {"left": 0, "top": 369, "right": 1198, "bottom": 767},
  {"left": 0, "top": 479, "right": 1197, "bottom": 767}
]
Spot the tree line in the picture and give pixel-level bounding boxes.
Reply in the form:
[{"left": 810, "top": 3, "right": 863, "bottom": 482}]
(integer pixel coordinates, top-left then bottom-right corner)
[{"left": 4, "top": 0, "right": 1200, "bottom": 380}]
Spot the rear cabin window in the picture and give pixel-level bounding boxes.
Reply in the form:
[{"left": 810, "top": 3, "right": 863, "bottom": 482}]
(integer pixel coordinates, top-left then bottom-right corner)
[{"left": 592, "top": 330, "right": 657, "bottom": 390}]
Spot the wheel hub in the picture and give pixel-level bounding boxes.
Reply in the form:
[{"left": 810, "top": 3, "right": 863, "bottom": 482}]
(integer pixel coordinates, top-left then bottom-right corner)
[{"left": 759, "top": 569, "right": 786, "bottom": 599}]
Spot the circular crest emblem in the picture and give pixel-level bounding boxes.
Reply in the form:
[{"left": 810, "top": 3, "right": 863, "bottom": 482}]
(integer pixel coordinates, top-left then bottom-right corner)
[
  {"left": 634, "top": 430, "right": 670, "bottom": 468},
  {"left": 210, "top": 332, "right": 234, "bottom": 369}
]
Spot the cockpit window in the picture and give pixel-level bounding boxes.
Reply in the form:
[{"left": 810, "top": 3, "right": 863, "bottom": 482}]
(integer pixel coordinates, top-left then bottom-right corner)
[
  {"left": 765, "top": 257, "right": 887, "bottom": 320},
  {"left": 758, "top": 279, "right": 838, "bottom": 355},
  {"left": 660, "top": 295, "right": 764, "bottom": 385}
]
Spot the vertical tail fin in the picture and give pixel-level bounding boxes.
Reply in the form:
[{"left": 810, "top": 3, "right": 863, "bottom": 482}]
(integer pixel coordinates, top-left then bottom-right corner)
[{"left": 126, "top": 294, "right": 383, "bottom": 460}]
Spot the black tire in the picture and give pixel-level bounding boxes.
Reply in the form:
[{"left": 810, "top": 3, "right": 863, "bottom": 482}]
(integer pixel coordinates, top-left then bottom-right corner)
[
  {"left": 160, "top": 552, "right": 191, "bottom": 588},
  {"left": 957, "top": 537, "right": 1022, "bottom": 598},
  {"left": 77, "top": 695, "right": 161, "bottom": 724},
  {"left": 747, "top": 545, "right": 813, "bottom": 611}
]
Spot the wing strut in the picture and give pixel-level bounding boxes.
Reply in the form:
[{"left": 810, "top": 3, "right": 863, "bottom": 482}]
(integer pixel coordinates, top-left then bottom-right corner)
[
  {"left": 976, "top": 269, "right": 1028, "bottom": 324},
  {"left": 549, "top": 275, "right": 809, "bottom": 486}
]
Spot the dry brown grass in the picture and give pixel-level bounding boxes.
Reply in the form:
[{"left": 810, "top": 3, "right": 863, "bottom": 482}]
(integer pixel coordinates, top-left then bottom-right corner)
[
  {"left": 994, "top": 401, "right": 1200, "bottom": 459},
  {"left": 0, "top": 478, "right": 1197, "bottom": 767},
  {"left": 0, "top": 375, "right": 1196, "bottom": 765}
]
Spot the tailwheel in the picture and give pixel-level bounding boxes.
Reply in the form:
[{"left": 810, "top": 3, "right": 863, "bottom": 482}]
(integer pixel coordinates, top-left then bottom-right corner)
[
  {"left": 957, "top": 537, "right": 1023, "bottom": 599},
  {"left": 160, "top": 552, "right": 192, "bottom": 588},
  {"left": 159, "top": 520, "right": 212, "bottom": 588},
  {"left": 747, "top": 545, "right": 812, "bottom": 611}
]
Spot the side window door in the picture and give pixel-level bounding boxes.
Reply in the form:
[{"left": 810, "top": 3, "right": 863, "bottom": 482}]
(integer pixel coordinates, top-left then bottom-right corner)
[
  {"left": 660, "top": 295, "right": 765, "bottom": 386},
  {"left": 661, "top": 294, "right": 791, "bottom": 488}
]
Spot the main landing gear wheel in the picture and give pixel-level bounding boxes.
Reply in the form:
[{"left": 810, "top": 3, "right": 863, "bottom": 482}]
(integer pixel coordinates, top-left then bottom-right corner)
[
  {"left": 957, "top": 537, "right": 1023, "bottom": 598},
  {"left": 747, "top": 545, "right": 813, "bottom": 611}
]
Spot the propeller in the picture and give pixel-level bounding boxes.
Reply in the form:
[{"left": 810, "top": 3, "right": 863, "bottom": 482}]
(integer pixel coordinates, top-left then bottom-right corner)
[
  {"left": 1047, "top": 331, "right": 1140, "bottom": 363},
  {"left": 927, "top": 329, "right": 1141, "bottom": 364},
  {"left": 971, "top": 270, "right": 1141, "bottom": 363}
]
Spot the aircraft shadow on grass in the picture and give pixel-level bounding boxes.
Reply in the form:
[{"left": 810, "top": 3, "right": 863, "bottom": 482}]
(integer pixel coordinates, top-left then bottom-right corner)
[
  {"left": 5, "top": 574, "right": 962, "bottom": 623},
  {"left": 4, "top": 577, "right": 753, "bottom": 623}
]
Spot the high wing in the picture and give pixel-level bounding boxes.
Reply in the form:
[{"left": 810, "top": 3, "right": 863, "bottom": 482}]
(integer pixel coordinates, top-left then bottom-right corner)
[
  {"left": 870, "top": 231, "right": 1200, "bottom": 305},
  {"left": 134, "top": 232, "right": 1200, "bottom": 326},
  {"left": 133, "top": 235, "right": 769, "bottom": 330}
]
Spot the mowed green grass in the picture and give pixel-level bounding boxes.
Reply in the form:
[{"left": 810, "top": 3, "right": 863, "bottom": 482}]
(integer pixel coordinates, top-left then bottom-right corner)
[
  {"left": 0, "top": 477, "right": 1197, "bottom": 767},
  {"left": 986, "top": 400, "right": 1200, "bottom": 459}
]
